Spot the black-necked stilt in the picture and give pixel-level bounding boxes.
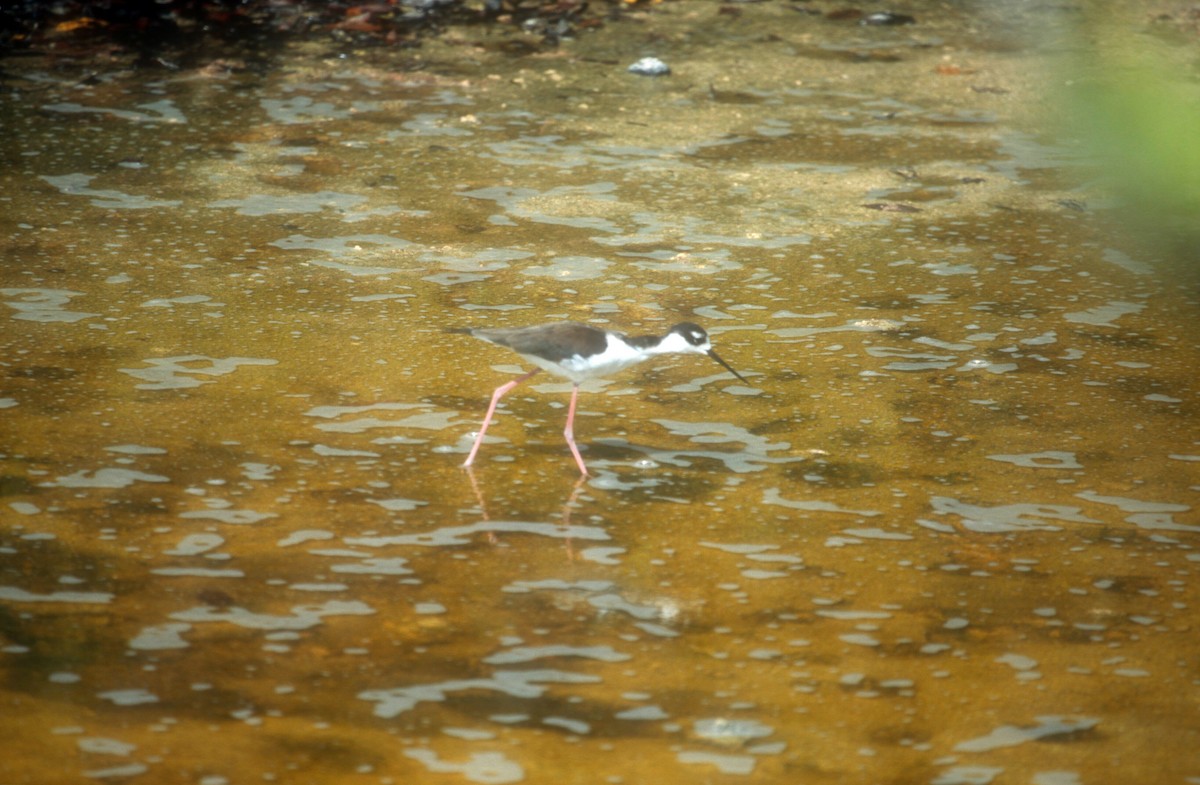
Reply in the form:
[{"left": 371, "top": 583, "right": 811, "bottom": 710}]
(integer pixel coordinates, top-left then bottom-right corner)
[{"left": 450, "top": 321, "right": 747, "bottom": 475}]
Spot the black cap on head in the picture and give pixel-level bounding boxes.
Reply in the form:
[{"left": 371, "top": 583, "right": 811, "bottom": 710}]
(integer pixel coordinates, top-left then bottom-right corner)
[
  {"left": 672, "top": 322, "right": 747, "bottom": 383},
  {"left": 671, "top": 322, "right": 709, "bottom": 347}
]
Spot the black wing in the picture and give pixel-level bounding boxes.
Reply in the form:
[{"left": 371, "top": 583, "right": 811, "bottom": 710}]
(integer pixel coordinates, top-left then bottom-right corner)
[{"left": 455, "top": 322, "right": 611, "bottom": 363}]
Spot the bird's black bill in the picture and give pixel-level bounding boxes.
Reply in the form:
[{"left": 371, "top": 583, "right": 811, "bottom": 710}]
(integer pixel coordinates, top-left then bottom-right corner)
[{"left": 708, "top": 350, "right": 748, "bottom": 383}]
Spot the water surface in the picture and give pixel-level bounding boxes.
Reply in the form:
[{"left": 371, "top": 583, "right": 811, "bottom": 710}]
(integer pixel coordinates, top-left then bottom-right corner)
[{"left": 2, "top": 3, "right": 1197, "bottom": 784}]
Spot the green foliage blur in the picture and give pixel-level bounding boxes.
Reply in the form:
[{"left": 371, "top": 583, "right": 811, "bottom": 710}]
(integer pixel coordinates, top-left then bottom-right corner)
[{"left": 1069, "top": 11, "right": 1200, "bottom": 264}]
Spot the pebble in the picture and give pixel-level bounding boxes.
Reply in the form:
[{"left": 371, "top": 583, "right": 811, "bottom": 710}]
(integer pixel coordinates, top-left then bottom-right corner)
[{"left": 627, "top": 57, "right": 670, "bottom": 76}]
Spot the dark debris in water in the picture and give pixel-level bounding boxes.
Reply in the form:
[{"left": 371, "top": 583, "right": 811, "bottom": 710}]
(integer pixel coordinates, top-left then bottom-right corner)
[
  {"left": 785, "top": 458, "right": 884, "bottom": 489},
  {"left": 863, "top": 202, "right": 922, "bottom": 213},
  {"left": 0, "top": 0, "right": 640, "bottom": 64}
]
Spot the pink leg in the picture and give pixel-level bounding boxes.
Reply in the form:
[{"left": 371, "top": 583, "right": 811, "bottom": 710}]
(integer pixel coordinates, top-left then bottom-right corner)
[
  {"left": 563, "top": 383, "right": 589, "bottom": 476},
  {"left": 463, "top": 370, "right": 540, "bottom": 468}
]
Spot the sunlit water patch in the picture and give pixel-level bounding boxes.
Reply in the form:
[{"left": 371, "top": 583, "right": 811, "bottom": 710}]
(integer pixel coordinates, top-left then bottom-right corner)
[
  {"left": 119, "top": 355, "right": 278, "bottom": 390},
  {"left": 2, "top": 288, "right": 99, "bottom": 323},
  {"left": 41, "top": 98, "right": 187, "bottom": 124},
  {"left": 40, "top": 173, "right": 181, "bottom": 209}
]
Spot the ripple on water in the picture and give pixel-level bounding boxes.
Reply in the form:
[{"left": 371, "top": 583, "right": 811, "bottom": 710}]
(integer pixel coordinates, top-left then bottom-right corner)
[
  {"left": 1063, "top": 300, "right": 1145, "bottom": 327},
  {"left": 119, "top": 355, "right": 278, "bottom": 390},
  {"left": 459, "top": 183, "right": 624, "bottom": 234},
  {"left": 762, "top": 487, "right": 881, "bottom": 517},
  {"left": 43, "top": 98, "right": 186, "bottom": 124},
  {"left": 483, "top": 644, "right": 630, "bottom": 665},
  {"left": 839, "top": 527, "right": 914, "bottom": 541},
  {"left": 1076, "top": 491, "right": 1198, "bottom": 532},
  {"left": 618, "top": 247, "right": 743, "bottom": 274},
  {"left": 276, "top": 529, "right": 335, "bottom": 547},
  {"left": 268, "top": 234, "right": 415, "bottom": 276},
  {"left": 2, "top": 287, "right": 99, "bottom": 323},
  {"left": 953, "top": 716, "right": 1098, "bottom": 752},
  {"left": 594, "top": 419, "right": 792, "bottom": 473},
  {"left": 0, "top": 587, "right": 114, "bottom": 604},
  {"left": 346, "top": 521, "right": 608, "bottom": 548},
  {"left": 140, "top": 294, "right": 219, "bottom": 309},
  {"left": 170, "top": 600, "right": 374, "bottom": 630},
  {"left": 259, "top": 95, "right": 375, "bottom": 124},
  {"left": 521, "top": 255, "right": 612, "bottom": 280},
  {"left": 96, "top": 689, "right": 159, "bottom": 706},
  {"left": 41, "top": 468, "right": 168, "bottom": 488},
  {"left": 211, "top": 191, "right": 375, "bottom": 216},
  {"left": 503, "top": 579, "right": 615, "bottom": 594},
  {"left": 366, "top": 497, "right": 428, "bottom": 512},
  {"left": 328, "top": 557, "right": 414, "bottom": 577},
  {"left": 615, "top": 704, "right": 670, "bottom": 721},
  {"left": 151, "top": 566, "right": 244, "bottom": 578},
  {"left": 105, "top": 444, "right": 168, "bottom": 456},
  {"left": 39, "top": 173, "right": 181, "bottom": 209},
  {"left": 306, "top": 404, "right": 460, "bottom": 436},
  {"left": 402, "top": 749, "right": 524, "bottom": 785},
  {"left": 421, "top": 247, "right": 532, "bottom": 273},
  {"left": 777, "top": 313, "right": 906, "bottom": 333},
  {"left": 77, "top": 737, "right": 137, "bottom": 756},
  {"left": 693, "top": 717, "right": 775, "bottom": 743},
  {"left": 920, "top": 496, "right": 1100, "bottom": 534},
  {"left": 986, "top": 451, "right": 1082, "bottom": 469},
  {"left": 129, "top": 623, "right": 192, "bottom": 651},
  {"left": 312, "top": 444, "right": 380, "bottom": 457},
  {"left": 865, "top": 346, "right": 957, "bottom": 372},
  {"left": 676, "top": 750, "right": 756, "bottom": 775},
  {"left": 179, "top": 503, "right": 276, "bottom": 525},
  {"left": 396, "top": 113, "right": 477, "bottom": 137},
  {"left": 164, "top": 533, "right": 224, "bottom": 555},
  {"left": 361, "top": 669, "right": 601, "bottom": 719}
]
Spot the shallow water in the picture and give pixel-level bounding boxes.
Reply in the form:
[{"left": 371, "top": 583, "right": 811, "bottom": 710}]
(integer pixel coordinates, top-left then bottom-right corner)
[{"left": 2, "top": 3, "right": 1198, "bottom": 784}]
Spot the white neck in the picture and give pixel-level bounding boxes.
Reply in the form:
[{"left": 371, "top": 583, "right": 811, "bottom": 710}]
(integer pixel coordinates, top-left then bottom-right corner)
[{"left": 648, "top": 331, "right": 708, "bottom": 356}]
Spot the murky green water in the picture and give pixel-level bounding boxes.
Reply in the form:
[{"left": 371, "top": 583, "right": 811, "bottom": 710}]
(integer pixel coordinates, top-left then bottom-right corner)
[{"left": 3, "top": 3, "right": 1198, "bottom": 784}]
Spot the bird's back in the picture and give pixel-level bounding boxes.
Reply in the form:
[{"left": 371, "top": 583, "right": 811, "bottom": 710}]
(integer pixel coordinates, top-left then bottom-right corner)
[{"left": 449, "top": 322, "right": 610, "bottom": 364}]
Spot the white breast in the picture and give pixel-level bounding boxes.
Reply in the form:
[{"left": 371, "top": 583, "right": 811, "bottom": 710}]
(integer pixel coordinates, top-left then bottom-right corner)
[{"left": 529, "top": 335, "right": 648, "bottom": 383}]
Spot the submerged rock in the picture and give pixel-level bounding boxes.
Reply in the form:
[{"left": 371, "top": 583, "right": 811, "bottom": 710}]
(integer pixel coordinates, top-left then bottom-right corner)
[{"left": 627, "top": 56, "right": 670, "bottom": 76}]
